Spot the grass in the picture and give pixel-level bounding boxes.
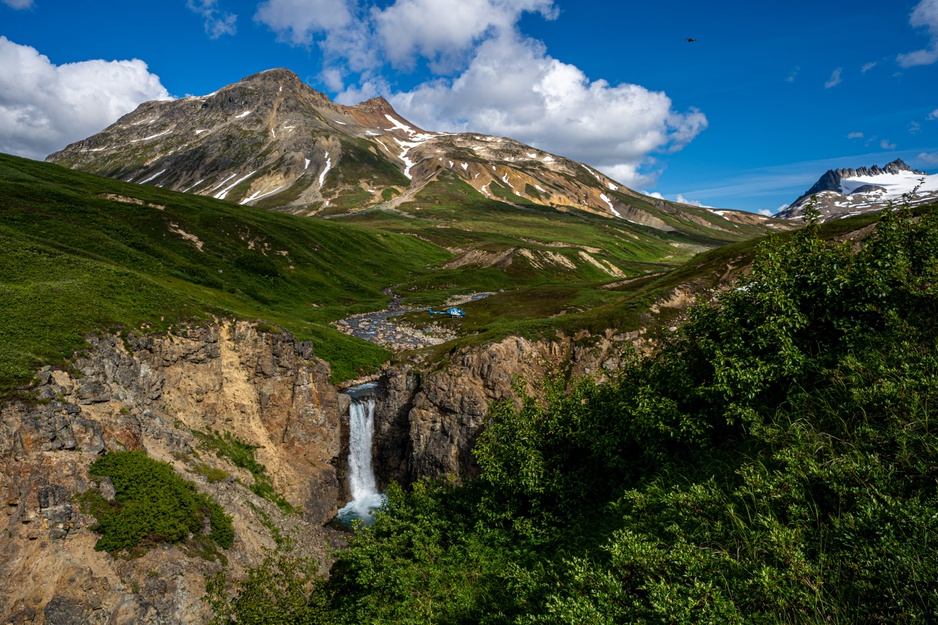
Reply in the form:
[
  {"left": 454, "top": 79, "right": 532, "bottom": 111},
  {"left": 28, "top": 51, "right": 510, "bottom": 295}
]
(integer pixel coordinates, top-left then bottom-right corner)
[
  {"left": 0, "top": 152, "right": 451, "bottom": 391},
  {"left": 0, "top": 151, "right": 793, "bottom": 395},
  {"left": 402, "top": 208, "right": 907, "bottom": 365}
]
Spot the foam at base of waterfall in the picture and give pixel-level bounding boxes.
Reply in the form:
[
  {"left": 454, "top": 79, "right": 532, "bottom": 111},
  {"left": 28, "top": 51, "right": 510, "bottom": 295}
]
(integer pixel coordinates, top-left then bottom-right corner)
[{"left": 336, "top": 492, "right": 387, "bottom": 527}]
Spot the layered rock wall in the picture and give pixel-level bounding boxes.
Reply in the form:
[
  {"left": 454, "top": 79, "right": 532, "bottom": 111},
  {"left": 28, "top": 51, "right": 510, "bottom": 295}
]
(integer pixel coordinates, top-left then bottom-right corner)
[
  {"left": 0, "top": 322, "right": 344, "bottom": 624},
  {"left": 373, "top": 331, "right": 642, "bottom": 486}
]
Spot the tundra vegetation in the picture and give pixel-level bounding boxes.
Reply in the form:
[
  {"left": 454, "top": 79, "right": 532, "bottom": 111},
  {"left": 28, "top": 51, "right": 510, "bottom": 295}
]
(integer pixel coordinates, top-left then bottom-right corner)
[
  {"left": 0, "top": 152, "right": 766, "bottom": 392},
  {"left": 209, "top": 203, "right": 938, "bottom": 623}
]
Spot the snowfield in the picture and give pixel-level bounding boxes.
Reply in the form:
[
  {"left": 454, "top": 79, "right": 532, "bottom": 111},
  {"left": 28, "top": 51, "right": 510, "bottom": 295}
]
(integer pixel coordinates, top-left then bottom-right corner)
[{"left": 840, "top": 170, "right": 938, "bottom": 199}]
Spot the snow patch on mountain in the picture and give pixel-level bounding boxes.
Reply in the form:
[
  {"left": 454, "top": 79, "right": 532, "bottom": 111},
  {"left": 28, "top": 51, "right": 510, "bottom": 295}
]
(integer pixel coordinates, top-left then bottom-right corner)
[
  {"left": 141, "top": 170, "right": 166, "bottom": 184},
  {"left": 839, "top": 170, "right": 938, "bottom": 198},
  {"left": 600, "top": 193, "right": 621, "bottom": 218},
  {"left": 209, "top": 173, "right": 238, "bottom": 193},
  {"left": 779, "top": 159, "right": 938, "bottom": 221},
  {"left": 319, "top": 153, "right": 332, "bottom": 187},
  {"left": 215, "top": 171, "right": 256, "bottom": 199},
  {"left": 241, "top": 184, "right": 286, "bottom": 205},
  {"left": 131, "top": 129, "right": 172, "bottom": 143}
]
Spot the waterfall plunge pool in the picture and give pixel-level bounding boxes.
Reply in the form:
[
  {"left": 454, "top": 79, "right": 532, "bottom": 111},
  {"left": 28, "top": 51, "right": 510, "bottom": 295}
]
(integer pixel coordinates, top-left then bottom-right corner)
[{"left": 335, "top": 382, "right": 386, "bottom": 527}]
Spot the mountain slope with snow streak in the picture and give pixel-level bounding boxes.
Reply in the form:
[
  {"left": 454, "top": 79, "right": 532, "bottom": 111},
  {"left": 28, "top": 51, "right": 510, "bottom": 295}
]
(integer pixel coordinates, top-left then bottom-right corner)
[{"left": 48, "top": 69, "right": 783, "bottom": 244}]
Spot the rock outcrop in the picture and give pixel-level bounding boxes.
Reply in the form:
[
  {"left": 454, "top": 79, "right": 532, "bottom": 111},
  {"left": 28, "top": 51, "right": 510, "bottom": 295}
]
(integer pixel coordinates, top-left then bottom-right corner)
[
  {"left": 0, "top": 321, "right": 345, "bottom": 624},
  {"left": 372, "top": 330, "right": 645, "bottom": 486}
]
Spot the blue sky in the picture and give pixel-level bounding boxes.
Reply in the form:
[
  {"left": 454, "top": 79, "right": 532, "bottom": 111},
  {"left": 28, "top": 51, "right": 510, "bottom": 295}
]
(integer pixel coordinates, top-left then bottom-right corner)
[{"left": 2, "top": 0, "right": 937, "bottom": 213}]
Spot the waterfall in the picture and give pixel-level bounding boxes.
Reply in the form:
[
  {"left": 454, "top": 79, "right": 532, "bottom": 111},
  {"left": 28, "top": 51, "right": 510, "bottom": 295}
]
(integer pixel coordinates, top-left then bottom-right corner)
[{"left": 336, "top": 382, "right": 385, "bottom": 526}]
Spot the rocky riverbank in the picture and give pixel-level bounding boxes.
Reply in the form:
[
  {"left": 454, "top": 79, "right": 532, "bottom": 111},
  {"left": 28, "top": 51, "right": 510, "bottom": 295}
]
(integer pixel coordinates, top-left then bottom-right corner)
[{"left": 333, "top": 292, "right": 494, "bottom": 351}]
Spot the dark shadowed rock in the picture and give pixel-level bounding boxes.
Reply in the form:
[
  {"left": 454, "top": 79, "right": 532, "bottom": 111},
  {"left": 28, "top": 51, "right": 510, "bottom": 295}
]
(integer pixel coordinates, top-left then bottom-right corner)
[{"left": 43, "top": 595, "right": 84, "bottom": 625}]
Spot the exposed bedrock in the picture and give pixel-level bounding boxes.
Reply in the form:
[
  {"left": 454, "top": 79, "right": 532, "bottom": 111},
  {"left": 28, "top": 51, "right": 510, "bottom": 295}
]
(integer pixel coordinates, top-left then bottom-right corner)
[
  {"left": 372, "top": 330, "right": 643, "bottom": 487},
  {"left": 0, "top": 321, "right": 344, "bottom": 624}
]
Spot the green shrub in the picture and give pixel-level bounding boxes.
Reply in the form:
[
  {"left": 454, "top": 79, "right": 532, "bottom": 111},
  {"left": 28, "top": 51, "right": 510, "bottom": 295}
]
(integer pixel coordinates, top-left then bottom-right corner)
[
  {"left": 206, "top": 554, "right": 326, "bottom": 625},
  {"left": 82, "top": 450, "right": 233, "bottom": 554},
  {"left": 195, "top": 463, "right": 231, "bottom": 483}
]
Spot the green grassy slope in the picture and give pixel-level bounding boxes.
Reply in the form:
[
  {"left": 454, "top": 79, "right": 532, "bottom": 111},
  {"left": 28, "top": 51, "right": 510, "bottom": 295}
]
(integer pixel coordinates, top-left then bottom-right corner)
[
  {"left": 396, "top": 208, "right": 904, "bottom": 366},
  {"left": 338, "top": 175, "right": 743, "bottom": 272},
  {"left": 0, "top": 153, "right": 451, "bottom": 391},
  {"left": 1, "top": 151, "right": 792, "bottom": 395}
]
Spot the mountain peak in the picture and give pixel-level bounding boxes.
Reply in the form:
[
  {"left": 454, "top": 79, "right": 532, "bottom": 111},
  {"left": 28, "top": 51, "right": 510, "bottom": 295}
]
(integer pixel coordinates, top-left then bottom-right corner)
[
  {"left": 779, "top": 158, "right": 937, "bottom": 221},
  {"left": 45, "top": 68, "right": 781, "bottom": 239},
  {"left": 354, "top": 96, "right": 395, "bottom": 114},
  {"left": 233, "top": 68, "right": 327, "bottom": 97}
]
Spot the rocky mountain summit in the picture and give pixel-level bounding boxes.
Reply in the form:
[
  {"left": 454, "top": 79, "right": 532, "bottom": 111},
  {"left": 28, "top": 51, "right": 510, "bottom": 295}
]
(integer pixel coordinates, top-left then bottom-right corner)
[
  {"left": 778, "top": 158, "right": 938, "bottom": 221},
  {"left": 47, "top": 68, "right": 772, "bottom": 236}
]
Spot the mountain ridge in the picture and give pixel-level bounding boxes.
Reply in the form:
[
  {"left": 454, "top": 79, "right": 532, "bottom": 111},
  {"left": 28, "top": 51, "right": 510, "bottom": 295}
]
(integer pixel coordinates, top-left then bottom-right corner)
[
  {"left": 779, "top": 158, "right": 938, "bottom": 221},
  {"left": 47, "top": 68, "right": 779, "bottom": 239}
]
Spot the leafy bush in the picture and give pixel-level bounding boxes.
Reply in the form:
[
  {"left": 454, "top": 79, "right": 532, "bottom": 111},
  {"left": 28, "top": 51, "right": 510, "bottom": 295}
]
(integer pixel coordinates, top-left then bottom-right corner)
[
  {"left": 206, "top": 554, "right": 327, "bottom": 625},
  {"left": 212, "top": 203, "right": 938, "bottom": 623},
  {"left": 82, "top": 450, "right": 233, "bottom": 554}
]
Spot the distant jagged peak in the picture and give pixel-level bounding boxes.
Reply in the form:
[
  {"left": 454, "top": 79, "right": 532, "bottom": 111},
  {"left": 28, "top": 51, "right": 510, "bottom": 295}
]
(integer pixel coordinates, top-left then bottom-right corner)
[
  {"left": 779, "top": 158, "right": 938, "bottom": 222},
  {"left": 792, "top": 158, "right": 928, "bottom": 207},
  {"left": 830, "top": 158, "right": 925, "bottom": 180}
]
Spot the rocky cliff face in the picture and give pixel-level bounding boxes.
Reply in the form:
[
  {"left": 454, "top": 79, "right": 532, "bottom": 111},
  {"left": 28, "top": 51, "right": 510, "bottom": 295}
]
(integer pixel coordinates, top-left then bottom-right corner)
[
  {"left": 0, "top": 289, "right": 695, "bottom": 622},
  {"left": 372, "top": 330, "right": 646, "bottom": 485},
  {"left": 0, "top": 321, "right": 345, "bottom": 624}
]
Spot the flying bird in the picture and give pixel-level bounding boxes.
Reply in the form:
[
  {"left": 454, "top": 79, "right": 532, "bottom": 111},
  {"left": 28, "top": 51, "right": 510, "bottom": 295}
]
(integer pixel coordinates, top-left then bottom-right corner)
[{"left": 685, "top": 38, "right": 698, "bottom": 42}]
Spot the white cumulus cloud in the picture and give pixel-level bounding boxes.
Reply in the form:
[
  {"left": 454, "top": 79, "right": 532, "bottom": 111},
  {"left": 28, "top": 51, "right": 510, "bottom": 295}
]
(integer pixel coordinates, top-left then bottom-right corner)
[
  {"left": 372, "top": 0, "right": 555, "bottom": 69},
  {"left": 675, "top": 194, "right": 708, "bottom": 207},
  {"left": 0, "top": 37, "right": 171, "bottom": 160},
  {"left": 928, "top": 108, "right": 938, "bottom": 120},
  {"left": 2, "top": 0, "right": 33, "bottom": 8},
  {"left": 880, "top": 139, "right": 897, "bottom": 150},
  {"left": 256, "top": 0, "right": 705, "bottom": 187},
  {"left": 255, "top": 0, "right": 353, "bottom": 45},
  {"left": 824, "top": 67, "right": 843, "bottom": 88},
  {"left": 847, "top": 131, "right": 864, "bottom": 139},
  {"left": 390, "top": 33, "right": 706, "bottom": 187},
  {"left": 918, "top": 151, "right": 938, "bottom": 164},
  {"left": 899, "top": 0, "right": 938, "bottom": 67}
]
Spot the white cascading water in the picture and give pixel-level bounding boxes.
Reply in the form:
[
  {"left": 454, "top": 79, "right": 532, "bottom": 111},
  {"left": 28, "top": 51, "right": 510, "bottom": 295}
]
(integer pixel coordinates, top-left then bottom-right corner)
[{"left": 336, "top": 383, "right": 385, "bottom": 526}]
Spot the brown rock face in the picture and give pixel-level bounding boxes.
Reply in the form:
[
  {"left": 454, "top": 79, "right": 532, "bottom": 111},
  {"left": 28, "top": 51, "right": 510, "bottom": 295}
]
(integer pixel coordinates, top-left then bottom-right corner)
[
  {"left": 0, "top": 321, "right": 344, "bottom": 624},
  {"left": 373, "top": 332, "right": 639, "bottom": 486}
]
